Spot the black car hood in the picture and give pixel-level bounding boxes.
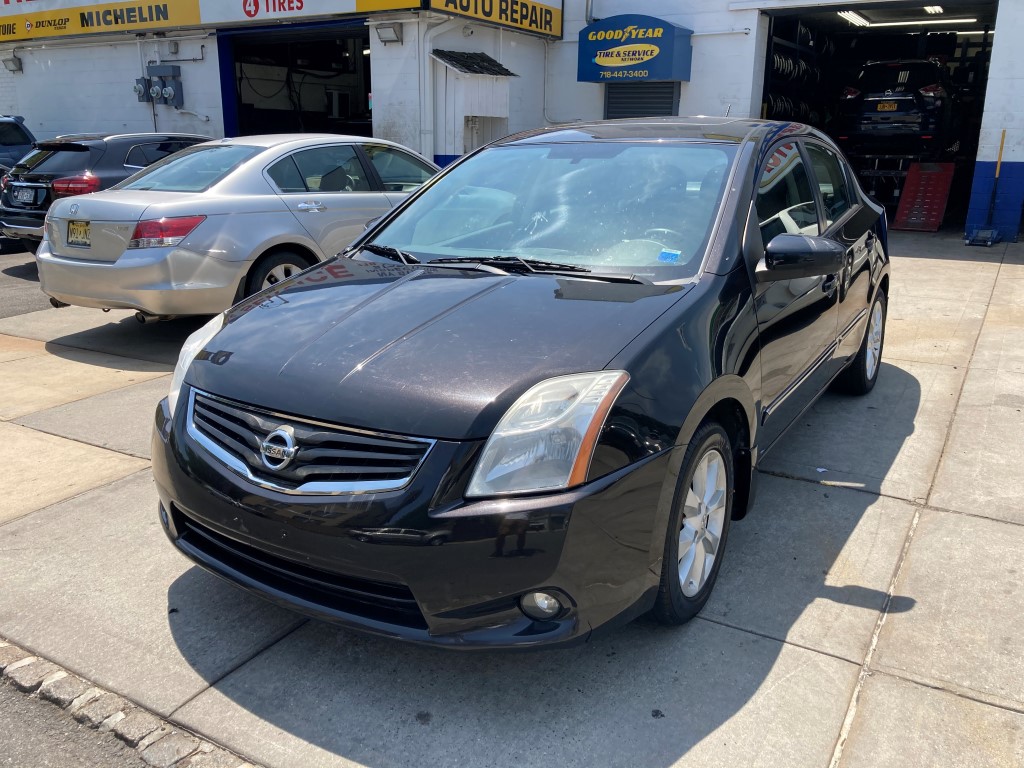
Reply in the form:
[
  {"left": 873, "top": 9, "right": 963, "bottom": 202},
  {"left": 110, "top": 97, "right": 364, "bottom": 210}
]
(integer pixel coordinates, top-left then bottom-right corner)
[{"left": 187, "top": 260, "right": 691, "bottom": 440}]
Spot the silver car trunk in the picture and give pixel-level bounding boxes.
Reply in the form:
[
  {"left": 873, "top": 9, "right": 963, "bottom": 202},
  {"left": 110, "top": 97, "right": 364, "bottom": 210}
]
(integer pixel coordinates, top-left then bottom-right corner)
[{"left": 45, "top": 192, "right": 178, "bottom": 262}]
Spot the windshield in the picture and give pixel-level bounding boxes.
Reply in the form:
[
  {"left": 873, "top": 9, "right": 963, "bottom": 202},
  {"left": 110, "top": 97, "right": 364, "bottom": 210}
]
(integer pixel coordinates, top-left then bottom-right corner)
[
  {"left": 114, "top": 144, "right": 262, "bottom": 192},
  {"left": 368, "top": 141, "right": 736, "bottom": 281}
]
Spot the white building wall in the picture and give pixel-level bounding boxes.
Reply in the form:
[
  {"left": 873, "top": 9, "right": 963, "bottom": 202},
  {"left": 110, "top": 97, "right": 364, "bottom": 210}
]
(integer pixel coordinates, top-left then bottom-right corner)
[{"left": 0, "top": 35, "right": 224, "bottom": 141}]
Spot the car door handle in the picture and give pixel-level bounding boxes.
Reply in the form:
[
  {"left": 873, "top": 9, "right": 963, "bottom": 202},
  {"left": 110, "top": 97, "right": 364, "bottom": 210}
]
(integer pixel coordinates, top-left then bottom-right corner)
[{"left": 297, "top": 201, "right": 324, "bottom": 212}]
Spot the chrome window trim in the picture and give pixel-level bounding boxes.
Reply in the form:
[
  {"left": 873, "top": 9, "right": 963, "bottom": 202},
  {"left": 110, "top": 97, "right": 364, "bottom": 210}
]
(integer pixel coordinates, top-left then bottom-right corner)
[{"left": 185, "top": 388, "right": 435, "bottom": 496}]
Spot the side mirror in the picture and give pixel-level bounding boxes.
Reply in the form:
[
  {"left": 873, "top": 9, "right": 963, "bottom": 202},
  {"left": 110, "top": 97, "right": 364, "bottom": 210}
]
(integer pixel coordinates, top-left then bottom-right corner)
[{"left": 755, "top": 234, "right": 845, "bottom": 283}]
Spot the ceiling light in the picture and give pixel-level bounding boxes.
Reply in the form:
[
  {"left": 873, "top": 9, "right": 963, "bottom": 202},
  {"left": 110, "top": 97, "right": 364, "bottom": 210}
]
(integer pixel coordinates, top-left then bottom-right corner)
[
  {"left": 869, "top": 17, "right": 975, "bottom": 27},
  {"left": 838, "top": 11, "right": 869, "bottom": 27},
  {"left": 924, "top": 6, "right": 944, "bottom": 13}
]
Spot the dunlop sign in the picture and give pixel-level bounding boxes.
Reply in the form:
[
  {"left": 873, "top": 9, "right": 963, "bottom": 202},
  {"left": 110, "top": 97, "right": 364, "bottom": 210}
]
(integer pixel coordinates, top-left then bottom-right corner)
[
  {"left": 429, "top": 0, "right": 563, "bottom": 39},
  {"left": 577, "top": 14, "right": 692, "bottom": 83},
  {"left": 0, "top": 1, "right": 201, "bottom": 42}
]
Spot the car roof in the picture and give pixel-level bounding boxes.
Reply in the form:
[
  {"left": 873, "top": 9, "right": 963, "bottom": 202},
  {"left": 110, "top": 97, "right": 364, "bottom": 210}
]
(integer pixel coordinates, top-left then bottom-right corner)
[
  {"left": 46, "top": 132, "right": 211, "bottom": 144},
  {"left": 495, "top": 117, "right": 818, "bottom": 146},
  {"left": 198, "top": 134, "right": 424, "bottom": 151}
]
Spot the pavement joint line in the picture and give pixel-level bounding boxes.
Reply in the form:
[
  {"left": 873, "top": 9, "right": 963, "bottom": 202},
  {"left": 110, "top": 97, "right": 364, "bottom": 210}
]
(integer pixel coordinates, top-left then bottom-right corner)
[
  {"left": 755, "top": 468, "right": 1024, "bottom": 528},
  {"left": 10, "top": 419, "right": 154, "bottom": 461},
  {"left": 694, "top": 615, "right": 863, "bottom": 667},
  {"left": 865, "top": 667, "right": 1024, "bottom": 717},
  {"left": 0, "top": 466, "right": 152, "bottom": 530},
  {"left": 0, "top": 635, "right": 264, "bottom": 768},
  {"left": 827, "top": 503, "right": 923, "bottom": 768},
  {"left": 1, "top": 369, "right": 171, "bottom": 425},
  {"left": 924, "top": 248, "right": 1005, "bottom": 508},
  {"left": 166, "top": 618, "right": 309, "bottom": 720}
]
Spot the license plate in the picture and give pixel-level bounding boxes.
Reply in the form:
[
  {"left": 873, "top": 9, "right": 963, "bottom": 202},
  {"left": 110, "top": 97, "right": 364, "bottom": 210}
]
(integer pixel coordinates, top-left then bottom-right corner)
[
  {"left": 67, "top": 220, "right": 90, "bottom": 247},
  {"left": 13, "top": 187, "right": 34, "bottom": 203},
  {"left": 876, "top": 102, "right": 898, "bottom": 112}
]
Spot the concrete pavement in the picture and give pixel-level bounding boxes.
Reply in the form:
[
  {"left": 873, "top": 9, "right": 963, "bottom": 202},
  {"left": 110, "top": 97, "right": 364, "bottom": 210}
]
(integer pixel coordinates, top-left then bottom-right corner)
[{"left": 1, "top": 232, "right": 1023, "bottom": 768}]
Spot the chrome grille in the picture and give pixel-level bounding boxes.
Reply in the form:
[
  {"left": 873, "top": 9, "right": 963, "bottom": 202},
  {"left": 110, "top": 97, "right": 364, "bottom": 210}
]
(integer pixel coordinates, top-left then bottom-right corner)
[{"left": 186, "top": 389, "right": 433, "bottom": 495}]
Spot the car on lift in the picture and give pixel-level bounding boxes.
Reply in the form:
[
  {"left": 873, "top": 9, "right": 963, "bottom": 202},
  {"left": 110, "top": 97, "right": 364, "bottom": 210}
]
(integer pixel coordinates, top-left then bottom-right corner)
[
  {"left": 152, "top": 117, "right": 890, "bottom": 650},
  {"left": 1, "top": 132, "right": 210, "bottom": 253},
  {"left": 35, "top": 134, "right": 439, "bottom": 320},
  {"left": 836, "top": 59, "right": 961, "bottom": 158}
]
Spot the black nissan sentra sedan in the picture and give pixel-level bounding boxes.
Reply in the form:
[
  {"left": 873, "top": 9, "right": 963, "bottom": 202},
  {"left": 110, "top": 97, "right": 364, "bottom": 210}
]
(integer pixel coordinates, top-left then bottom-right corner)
[{"left": 153, "top": 118, "right": 890, "bottom": 649}]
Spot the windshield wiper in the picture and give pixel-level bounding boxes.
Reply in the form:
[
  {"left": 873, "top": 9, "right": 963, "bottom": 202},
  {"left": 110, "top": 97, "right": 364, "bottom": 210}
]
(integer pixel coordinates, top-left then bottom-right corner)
[
  {"left": 427, "top": 256, "right": 649, "bottom": 284},
  {"left": 359, "top": 243, "right": 419, "bottom": 265}
]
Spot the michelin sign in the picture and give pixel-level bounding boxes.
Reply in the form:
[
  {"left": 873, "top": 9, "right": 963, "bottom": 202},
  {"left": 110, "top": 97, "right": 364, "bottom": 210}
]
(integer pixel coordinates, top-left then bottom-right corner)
[{"left": 577, "top": 14, "right": 692, "bottom": 83}]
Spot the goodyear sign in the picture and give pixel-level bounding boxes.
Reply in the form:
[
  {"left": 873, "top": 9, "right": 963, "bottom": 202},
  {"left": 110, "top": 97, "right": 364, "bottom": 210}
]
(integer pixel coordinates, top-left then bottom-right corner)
[
  {"left": 0, "top": 0, "right": 201, "bottom": 42},
  {"left": 429, "top": 0, "right": 562, "bottom": 39},
  {"left": 577, "top": 14, "right": 692, "bottom": 83}
]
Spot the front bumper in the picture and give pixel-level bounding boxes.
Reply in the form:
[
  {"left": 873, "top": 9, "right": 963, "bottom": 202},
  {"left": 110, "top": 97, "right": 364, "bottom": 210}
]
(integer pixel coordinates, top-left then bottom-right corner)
[
  {"left": 152, "top": 396, "right": 670, "bottom": 650},
  {"left": 36, "top": 240, "right": 245, "bottom": 316}
]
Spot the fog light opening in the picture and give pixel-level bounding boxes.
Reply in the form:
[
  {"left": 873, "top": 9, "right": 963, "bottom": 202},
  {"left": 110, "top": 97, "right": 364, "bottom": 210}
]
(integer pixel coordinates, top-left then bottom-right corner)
[
  {"left": 158, "top": 503, "right": 169, "bottom": 528},
  {"left": 520, "top": 591, "right": 564, "bottom": 620}
]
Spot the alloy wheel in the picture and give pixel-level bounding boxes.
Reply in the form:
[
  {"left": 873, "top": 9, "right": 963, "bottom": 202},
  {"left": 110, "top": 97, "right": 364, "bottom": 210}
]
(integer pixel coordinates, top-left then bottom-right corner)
[
  {"left": 865, "top": 300, "right": 884, "bottom": 380},
  {"left": 678, "top": 448, "right": 727, "bottom": 597},
  {"left": 262, "top": 263, "right": 301, "bottom": 289}
]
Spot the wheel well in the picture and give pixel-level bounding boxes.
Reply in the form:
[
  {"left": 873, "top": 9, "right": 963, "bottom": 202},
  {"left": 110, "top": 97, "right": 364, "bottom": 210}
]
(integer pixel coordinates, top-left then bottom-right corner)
[
  {"left": 234, "top": 244, "right": 320, "bottom": 302},
  {"left": 878, "top": 274, "right": 889, "bottom": 299},
  {"left": 701, "top": 399, "right": 752, "bottom": 520}
]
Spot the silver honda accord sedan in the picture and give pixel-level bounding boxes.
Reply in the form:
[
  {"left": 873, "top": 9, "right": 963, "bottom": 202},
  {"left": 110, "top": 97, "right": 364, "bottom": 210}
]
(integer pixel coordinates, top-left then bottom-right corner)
[{"left": 36, "top": 134, "right": 438, "bottom": 319}]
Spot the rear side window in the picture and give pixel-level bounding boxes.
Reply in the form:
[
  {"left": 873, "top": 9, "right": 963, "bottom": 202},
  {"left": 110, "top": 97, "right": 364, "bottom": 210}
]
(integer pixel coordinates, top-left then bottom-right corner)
[
  {"left": 805, "top": 143, "right": 854, "bottom": 226},
  {"left": 289, "top": 145, "right": 371, "bottom": 192},
  {"left": 124, "top": 141, "right": 193, "bottom": 168},
  {"left": 13, "top": 146, "right": 97, "bottom": 175},
  {"left": 755, "top": 143, "right": 820, "bottom": 243},
  {"left": 266, "top": 156, "right": 307, "bottom": 192},
  {"left": 0, "top": 122, "right": 31, "bottom": 146},
  {"left": 115, "top": 144, "right": 262, "bottom": 192}
]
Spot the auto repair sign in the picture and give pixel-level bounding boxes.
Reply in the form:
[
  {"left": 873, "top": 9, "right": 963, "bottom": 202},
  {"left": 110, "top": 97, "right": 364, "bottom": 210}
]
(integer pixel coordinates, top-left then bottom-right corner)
[{"left": 578, "top": 14, "right": 692, "bottom": 83}]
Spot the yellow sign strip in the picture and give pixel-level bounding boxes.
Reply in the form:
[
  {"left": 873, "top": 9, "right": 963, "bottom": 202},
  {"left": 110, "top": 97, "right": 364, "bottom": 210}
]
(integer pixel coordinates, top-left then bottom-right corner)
[
  {"left": 355, "top": 0, "right": 421, "bottom": 10},
  {"left": 429, "top": 0, "right": 562, "bottom": 39},
  {"left": 0, "top": 1, "right": 201, "bottom": 42}
]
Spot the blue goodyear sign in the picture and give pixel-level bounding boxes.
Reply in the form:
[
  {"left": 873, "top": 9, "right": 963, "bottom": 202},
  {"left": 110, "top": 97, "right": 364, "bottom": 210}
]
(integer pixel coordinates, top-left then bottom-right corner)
[{"left": 577, "top": 14, "right": 692, "bottom": 83}]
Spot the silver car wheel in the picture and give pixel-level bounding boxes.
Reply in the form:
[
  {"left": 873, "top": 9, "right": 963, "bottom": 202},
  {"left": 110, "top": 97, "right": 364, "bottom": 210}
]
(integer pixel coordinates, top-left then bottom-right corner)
[
  {"left": 865, "top": 300, "right": 884, "bottom": 381},
  {"left": 678, "top": 448, "right": 727, "bottom": 598},
  {"left": 262, "top": 263, "right": 301, "bottom": 289}
]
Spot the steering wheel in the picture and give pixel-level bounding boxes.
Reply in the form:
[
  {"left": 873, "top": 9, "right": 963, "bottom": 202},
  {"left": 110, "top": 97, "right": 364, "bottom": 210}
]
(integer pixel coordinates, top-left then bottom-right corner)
[{"left": 644, "top": 227, "right": 685, "bottom": 241}]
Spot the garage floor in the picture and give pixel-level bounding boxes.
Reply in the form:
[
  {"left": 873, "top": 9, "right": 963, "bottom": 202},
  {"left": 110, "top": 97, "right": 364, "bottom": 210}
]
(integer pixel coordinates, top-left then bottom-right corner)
[{"left": 1, "top": 231, "right": 1022, "bottom": 767}]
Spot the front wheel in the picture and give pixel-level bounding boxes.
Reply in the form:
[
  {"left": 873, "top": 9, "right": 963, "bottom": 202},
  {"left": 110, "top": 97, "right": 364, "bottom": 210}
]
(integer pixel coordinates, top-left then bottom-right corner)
[
  {"left": 835, "top": 290, "right": 886, "bottom": 395},
  {"left": 652, "top": 422, "right": 734, "bottom": 625}
]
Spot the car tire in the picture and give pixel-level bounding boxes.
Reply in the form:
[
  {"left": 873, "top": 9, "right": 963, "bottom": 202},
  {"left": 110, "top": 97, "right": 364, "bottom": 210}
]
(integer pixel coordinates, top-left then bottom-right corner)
[
  {"left": 245, "top": 251, "right": 311, "bottom": 297},
  {"left": 652, "top": 421, "right": 734, "bottom": 625},
  {"left": 835, "top": 289, "right": 886, "bottom": 396}
]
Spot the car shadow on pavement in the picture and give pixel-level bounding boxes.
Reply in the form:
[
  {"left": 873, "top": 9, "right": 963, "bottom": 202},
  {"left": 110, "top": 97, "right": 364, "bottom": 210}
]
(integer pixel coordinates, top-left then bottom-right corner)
[
  {"left": 1, "top": 258, "right": 38, "bottom": 282},
  {"left": 42, "top": 316, "right": 205, "bottom": 368},
  {"left": 166, "top": 362, "right": 920, "bottom": 768}
]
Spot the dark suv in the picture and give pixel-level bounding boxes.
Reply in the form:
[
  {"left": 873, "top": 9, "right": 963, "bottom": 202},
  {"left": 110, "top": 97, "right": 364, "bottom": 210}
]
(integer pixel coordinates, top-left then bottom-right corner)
[
  {"left": 0, "top": 132, "right": 209, "bottom": 252},
  {"left": 0, "top": 115, "right": 35, "bottom": 171},
  {"left": 837, "top": 59, "right": 961, "bottom": 157}
]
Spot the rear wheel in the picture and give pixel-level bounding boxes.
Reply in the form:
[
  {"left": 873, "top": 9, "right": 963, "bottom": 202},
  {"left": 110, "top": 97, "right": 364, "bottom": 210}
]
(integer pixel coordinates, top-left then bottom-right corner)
[
  {"left": 835, "top": 290, "right": 886, "bottom": 395},
  {"left": 245, "top": 251, "right": 311, "bottom": 297},
  {"left": 652, "top": 421, "right": 734, "bottom": 625}
]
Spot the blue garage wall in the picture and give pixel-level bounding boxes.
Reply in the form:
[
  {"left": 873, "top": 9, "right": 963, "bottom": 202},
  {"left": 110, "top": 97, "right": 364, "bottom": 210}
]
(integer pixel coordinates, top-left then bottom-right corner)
[
  {"left": 966, "top": 161, "right": 1024, "bottom": 243},
  {"left": 965, "top": 0, "right": 1023, "bottom": 242}
]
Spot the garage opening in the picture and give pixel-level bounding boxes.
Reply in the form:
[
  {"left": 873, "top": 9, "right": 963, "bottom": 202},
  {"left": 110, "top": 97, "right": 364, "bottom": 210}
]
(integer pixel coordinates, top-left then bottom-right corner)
[
  {"left": 219, "top": 22, "right": 372, "bottom": 138},
  {"left": 760, "top": 1, "right": 997, "bottom": 230}
]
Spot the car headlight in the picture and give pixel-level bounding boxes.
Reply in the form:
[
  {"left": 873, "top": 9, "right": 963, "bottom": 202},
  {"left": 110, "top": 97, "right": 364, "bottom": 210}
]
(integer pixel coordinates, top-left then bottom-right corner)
[
  {"left": 167, "top": 313, "right": 224, "bottom": 419},
  {"left": 466, "top": 371, "right": 629, "bottom": 498}
]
